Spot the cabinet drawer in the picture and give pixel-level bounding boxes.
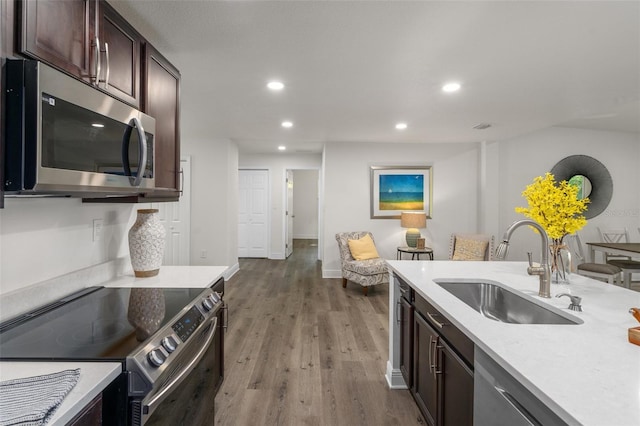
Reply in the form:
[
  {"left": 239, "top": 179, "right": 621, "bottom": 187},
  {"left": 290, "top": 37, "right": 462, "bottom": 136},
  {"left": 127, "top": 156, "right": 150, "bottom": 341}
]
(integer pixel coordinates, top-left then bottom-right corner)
[{"left": 414, "top": 292, "right": 474, "bottom": 368}]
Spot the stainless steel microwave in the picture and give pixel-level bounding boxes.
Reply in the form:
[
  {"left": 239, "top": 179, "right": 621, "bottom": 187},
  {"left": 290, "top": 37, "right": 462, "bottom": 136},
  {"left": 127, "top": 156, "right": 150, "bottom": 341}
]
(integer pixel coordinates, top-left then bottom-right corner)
[{"left": 4, "top": 59, "right": 155, "bottom": 196}]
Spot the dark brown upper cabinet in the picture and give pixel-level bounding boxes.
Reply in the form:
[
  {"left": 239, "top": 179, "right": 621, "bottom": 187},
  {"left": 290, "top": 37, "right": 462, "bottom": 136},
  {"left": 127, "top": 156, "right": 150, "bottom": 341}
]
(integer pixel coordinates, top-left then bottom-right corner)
[
  {"left": 20, "top": 0, "right": 141, "bottom": 107},
  {"left": 98, "top": 1, "right": 141, "bottom": 107},
  {"left": 20, "top": 0, "right": 97, "bottom": 84},
  {"left": 142, "top": 42, "right": 180, "bottom": 194}
]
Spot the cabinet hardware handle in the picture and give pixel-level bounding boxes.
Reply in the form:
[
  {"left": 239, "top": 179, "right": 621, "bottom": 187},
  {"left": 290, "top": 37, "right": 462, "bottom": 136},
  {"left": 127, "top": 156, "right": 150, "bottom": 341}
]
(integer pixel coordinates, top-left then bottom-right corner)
[
  {"left": 434, "top": 343, "right": 443, "bottom": 376},
  {"left": 396, "top": 301, "right": 401, "bottom": 323},
  {"left": 100, "top": 42, "right": 110, "bottom": 89},
  {"left": 429, "top": 336, "right": 438, "bottom": 375},
  {"left": 179, "top": 169, "right": 185, "bottom": 194},
  {"left": 93, "top": 37, "right": 101, "bottom": 85},
  {"left": 427, "top": 312, "right": 445, "bottom": 329},
  {"left": 222, "top": 304, "right": 229, "bottom": 331}
]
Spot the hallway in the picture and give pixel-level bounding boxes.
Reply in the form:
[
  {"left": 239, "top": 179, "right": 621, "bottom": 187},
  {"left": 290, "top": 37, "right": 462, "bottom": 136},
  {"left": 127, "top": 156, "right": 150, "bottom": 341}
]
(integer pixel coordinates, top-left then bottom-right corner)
[{"left": 215, "top": 239, "right": 421, "bottom": 425}]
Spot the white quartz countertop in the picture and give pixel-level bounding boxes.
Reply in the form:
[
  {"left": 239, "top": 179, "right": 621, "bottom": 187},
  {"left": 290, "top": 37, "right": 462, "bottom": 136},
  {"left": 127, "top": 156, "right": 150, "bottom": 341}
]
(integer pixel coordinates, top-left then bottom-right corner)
[
  {"left": 103, "top": 265, "right": 227, "bottom": 288},
  {"left": 0, "top": 362, "right": 121, "bottom": 425},
  {"left": 387, "top": 260, "right": 640, "bottom": 426}
]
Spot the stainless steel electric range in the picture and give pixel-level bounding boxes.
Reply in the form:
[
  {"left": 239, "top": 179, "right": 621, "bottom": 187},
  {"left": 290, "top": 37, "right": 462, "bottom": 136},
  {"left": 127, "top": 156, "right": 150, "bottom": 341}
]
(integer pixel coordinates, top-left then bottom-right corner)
[{"left": 0, "top": 279, "right": 225, "bottom": 425}]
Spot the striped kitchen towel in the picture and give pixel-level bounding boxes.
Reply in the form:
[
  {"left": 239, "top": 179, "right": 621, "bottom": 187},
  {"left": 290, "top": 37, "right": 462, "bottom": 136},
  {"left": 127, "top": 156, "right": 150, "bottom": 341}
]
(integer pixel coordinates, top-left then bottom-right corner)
[{"left": 0, "top": 369, "right": 80, "bottom": 426}]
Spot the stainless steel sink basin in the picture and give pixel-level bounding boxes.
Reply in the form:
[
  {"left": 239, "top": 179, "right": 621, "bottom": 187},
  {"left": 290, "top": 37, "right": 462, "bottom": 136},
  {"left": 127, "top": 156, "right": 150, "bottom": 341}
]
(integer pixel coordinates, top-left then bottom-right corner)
[{"left": 435, "top": 280, "right": 582, "bottom": 325}]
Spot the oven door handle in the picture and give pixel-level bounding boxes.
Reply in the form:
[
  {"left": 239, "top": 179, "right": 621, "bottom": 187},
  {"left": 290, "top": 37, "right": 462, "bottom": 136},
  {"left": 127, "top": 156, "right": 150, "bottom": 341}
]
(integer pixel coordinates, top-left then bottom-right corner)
[{"left": 143, "top": 316, "right": 218, "bottom": 416}]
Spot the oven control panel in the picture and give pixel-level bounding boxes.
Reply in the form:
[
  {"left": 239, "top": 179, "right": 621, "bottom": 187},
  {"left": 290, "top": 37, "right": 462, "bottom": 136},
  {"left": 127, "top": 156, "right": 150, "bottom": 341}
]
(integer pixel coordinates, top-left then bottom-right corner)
[{"left": 127, "top": 289, "right": 223, "bottom": 382}]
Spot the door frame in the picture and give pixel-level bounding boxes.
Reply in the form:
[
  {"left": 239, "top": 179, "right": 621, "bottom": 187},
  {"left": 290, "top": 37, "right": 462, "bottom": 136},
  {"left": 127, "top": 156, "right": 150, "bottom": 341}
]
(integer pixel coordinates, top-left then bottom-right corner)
[{"left": 283, "top": 168, "right": 321, "bottom": 261}]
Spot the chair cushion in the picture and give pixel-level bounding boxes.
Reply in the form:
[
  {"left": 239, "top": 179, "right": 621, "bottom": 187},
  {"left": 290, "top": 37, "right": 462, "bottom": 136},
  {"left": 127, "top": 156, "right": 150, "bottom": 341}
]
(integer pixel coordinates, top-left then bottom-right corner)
[
  {"left": 348, "top": 234, "right": 380, "bottom": 260},
  {"left": 343, "top": 258, "right": 388, "bottom": 276},
  {"left": 452, "top": 238, "right": 488, "bottom": 261},
  {"left": 605, "top": 259, "right": 640, "bottom": 270}
]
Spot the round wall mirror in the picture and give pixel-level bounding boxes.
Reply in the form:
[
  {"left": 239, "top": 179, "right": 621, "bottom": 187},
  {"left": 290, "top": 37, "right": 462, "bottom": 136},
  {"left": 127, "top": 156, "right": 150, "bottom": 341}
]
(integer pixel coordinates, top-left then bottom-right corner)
[{"left": 550, "top": 155, "right": 612, "bottom": 219}]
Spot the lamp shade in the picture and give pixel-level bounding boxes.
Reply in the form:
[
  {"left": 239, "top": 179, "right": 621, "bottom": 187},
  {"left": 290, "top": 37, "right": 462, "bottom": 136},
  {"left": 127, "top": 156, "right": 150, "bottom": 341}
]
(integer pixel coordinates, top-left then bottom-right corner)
[{"left": 400, "top": 212, "right": 426, "bottom": 229}]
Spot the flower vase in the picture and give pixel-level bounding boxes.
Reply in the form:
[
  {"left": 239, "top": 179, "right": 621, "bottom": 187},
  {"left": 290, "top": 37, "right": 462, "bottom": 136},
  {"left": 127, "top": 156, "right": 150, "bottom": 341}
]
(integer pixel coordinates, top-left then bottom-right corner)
[
  {"left": 550, "top": 241, "right": 571, "bottom": 284},
  {"left": 128, "top": 209, "right": 166, "bottom": 277}
]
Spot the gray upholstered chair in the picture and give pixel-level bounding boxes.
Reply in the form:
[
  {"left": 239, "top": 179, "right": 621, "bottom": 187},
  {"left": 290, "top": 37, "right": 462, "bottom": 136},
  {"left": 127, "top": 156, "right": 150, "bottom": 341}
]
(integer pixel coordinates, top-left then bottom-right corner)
[
  {"left": 565, "top": 234, "right": 622, "bottom": 285},
  {"left": 335, "top": 231, "right": 389, "bottom": 296},
  {"left": 448, "top": 233, "right": 495, "bottom": 261}
]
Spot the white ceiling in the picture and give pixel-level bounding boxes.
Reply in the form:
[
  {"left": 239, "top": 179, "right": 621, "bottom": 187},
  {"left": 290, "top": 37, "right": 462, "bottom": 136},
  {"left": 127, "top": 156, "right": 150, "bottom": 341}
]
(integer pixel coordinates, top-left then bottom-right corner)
[{"left": 110, "top": 0, "right": 640, "bottom": 154}]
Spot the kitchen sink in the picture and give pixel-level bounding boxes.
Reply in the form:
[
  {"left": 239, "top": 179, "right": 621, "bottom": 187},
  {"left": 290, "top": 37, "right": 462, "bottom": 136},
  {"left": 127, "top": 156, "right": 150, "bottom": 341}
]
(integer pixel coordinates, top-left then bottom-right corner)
[{"left": 435, "top": 280, "right": 582, "bottom": 325}]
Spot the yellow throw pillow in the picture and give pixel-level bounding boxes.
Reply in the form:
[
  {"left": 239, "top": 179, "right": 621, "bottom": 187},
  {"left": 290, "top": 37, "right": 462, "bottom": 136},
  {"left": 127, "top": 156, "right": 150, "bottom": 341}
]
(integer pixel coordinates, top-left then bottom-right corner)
[
  {"left": 452, "top": 238, "right": 488, "bottom": 261},
  {"left": 348, "top": 234, "right": 380, "bottom": 260}
]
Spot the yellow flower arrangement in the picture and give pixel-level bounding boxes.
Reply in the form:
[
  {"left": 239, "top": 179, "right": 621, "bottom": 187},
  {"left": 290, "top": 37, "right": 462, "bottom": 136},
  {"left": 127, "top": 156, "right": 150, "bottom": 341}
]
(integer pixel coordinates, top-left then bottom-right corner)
[
  {"left": 516, "top": 172, "right": 589, "bottom": 282},
  {"left": 515, "top": 172, "right": 589, "bottom": 240}
]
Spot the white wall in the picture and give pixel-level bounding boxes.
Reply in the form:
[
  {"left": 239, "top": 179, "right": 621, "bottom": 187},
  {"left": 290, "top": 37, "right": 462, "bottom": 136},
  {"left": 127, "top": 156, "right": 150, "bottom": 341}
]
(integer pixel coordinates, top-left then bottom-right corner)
[
  {"left": 238, "top": 153, "right": 322, "bottom": 259},
  {"left": 183, "top": 137, "right": 239, "bottom": 271},
  {"left": 495, "top": 126, "right": 640, "bottom": 262},
  {"left": 322, "top": 141, "right": 482, "bottom": 277},
  {"left": 0, "top": 198, "right": 145, "bottom": 294},
  {"left": 292, "top": 169, "right": 319, "bottom": 239}
]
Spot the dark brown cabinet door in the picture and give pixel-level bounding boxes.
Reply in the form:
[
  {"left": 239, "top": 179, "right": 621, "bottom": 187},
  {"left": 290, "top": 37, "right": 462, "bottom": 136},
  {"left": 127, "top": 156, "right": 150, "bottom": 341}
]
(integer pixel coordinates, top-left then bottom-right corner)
[
  {"left": 400, "top": 297, "right": 414, "bottom": 388},
  {"left": 414, "top": 312, "right": 439, "bottom": 426},
  {"left": 142, "top": 43, "right": 180, "bottom": 193},
  {"left": 99, "top": 2, "right": 140, "bottom": 107},
  {"left": 439, "top": 339, "right": 473, "bottom": 426},
  {"left": 20, "top": 0, "right": 96, "bottom": 83}
]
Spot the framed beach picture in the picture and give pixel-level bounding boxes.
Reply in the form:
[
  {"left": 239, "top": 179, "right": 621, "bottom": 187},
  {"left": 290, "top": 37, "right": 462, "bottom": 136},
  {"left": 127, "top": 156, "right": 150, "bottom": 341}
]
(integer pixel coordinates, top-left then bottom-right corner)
[{"left": 370, "top": 166, "right": 433, "bottom": 219}]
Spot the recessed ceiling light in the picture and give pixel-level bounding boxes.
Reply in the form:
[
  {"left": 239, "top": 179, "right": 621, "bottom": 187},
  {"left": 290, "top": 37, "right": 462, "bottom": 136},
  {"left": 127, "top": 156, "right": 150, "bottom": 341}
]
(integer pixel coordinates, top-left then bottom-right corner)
[
  {"left": 281, "top": 121, "right": 293, "bottom": 128},
  {"left": 267, "top": 81, "right": 285, "bottom": 91},
  {"left": 442, "top": 82, "right": 461, "bottom": 93},
  {"left": 91, "top": 123, "right": 105, "bottom": 128},
  {"left": 278, "top": 146, "right": 287, "bottom": 151},
  {"left": 395, "top": 122, "right": 408, "bottom": 130}
]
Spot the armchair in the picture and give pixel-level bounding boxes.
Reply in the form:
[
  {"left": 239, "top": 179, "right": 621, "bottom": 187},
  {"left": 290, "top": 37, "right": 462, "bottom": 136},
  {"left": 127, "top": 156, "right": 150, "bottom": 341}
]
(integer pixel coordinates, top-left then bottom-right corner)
[{"left": 335, "top": 232, "right": 389, "bottom": 296}]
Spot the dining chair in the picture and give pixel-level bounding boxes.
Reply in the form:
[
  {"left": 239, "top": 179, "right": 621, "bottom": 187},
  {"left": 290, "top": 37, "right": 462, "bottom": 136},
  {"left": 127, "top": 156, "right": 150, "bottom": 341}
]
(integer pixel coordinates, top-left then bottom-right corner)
[
  {"left": 565, "top": 234, "right": 622, "bottom": 285},
  {"left": 448, "top": 233, "right": 495, "bottom": 261},
  {"left": 597, "top": 227, "right": 640, "bottom": 288}
]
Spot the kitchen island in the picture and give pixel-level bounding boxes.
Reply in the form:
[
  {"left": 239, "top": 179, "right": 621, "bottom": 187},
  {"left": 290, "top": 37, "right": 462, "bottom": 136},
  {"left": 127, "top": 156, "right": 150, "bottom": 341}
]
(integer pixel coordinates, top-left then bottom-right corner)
[{"left": 386, "top": 260, "right": 640, "bottom": 426}]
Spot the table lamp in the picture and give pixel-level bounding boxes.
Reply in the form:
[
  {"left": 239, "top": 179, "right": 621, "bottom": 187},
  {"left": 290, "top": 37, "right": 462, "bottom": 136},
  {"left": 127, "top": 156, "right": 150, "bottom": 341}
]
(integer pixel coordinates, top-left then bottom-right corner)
[{"left": 401, "top": 211, "right": 427, "bottom": 248}]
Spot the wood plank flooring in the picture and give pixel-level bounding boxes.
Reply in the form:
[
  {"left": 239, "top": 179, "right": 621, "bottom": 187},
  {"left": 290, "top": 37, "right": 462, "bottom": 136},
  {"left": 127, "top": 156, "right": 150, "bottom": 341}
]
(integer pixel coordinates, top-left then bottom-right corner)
[{"left": 215, "top": 239, "right": 423, "bottom": 425}]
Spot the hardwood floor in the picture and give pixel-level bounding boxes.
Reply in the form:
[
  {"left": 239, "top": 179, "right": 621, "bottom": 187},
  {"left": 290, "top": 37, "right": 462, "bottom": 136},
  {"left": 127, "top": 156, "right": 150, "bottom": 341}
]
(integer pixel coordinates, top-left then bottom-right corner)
[{"left": 215, "top": 239, "right": 422, "bottom": 425}]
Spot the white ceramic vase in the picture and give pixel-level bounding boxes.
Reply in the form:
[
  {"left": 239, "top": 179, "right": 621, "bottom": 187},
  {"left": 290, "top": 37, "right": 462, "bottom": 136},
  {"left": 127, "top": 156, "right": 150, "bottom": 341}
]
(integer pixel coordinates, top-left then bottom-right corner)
[{"left": 128, "top": 209, "right": 166, "bottom": 277}]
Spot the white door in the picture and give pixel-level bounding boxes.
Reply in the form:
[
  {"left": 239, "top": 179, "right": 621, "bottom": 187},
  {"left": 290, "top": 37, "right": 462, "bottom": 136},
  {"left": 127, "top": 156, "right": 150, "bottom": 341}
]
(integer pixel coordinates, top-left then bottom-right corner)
[
  {"left": 153, "top": 156, "right": 191, "bottom": 265},
  {"left": 285, "top": 170, "right": 294, "bottom": 258},
  {"left": 238, "top": 170, "right": 269, "bottom": 258}
]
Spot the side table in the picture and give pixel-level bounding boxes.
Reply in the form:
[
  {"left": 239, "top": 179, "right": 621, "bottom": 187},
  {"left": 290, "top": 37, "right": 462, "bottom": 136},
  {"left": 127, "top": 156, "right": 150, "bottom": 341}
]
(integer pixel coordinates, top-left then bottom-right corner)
[{"left": 397, "top": 246, "right": 434, "bottom": 260}]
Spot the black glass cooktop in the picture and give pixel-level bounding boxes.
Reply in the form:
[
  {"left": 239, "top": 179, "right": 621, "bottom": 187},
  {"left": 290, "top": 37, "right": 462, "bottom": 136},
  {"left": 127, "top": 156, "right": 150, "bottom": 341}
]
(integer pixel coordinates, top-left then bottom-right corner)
[{"left": 0, "top": 287, "right": 206, "bottom": 360}]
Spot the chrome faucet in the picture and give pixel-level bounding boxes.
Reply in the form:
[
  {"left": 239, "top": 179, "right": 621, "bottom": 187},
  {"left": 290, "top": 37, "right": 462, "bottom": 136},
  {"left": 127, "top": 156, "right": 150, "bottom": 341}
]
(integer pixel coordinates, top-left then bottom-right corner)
[{"left": 495, "top": 219, "right": 551, "bottom": 298}]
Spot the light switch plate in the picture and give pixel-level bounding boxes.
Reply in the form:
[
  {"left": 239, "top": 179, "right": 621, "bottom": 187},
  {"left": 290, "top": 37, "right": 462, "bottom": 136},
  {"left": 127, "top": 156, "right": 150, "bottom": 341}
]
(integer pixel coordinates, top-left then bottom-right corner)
[{"left": 93, "top": 219, "right": 104, "bottom": 242}]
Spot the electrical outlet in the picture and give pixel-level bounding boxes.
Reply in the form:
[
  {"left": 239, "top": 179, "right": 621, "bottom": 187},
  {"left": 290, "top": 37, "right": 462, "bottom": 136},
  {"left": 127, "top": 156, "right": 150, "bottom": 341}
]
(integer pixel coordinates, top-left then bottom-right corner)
[
  {"left": 200, "top": 250, "right": 207, "bottom": 258},
  {"left": 93, "top": 219, "right": 104, "bottom": 242}
]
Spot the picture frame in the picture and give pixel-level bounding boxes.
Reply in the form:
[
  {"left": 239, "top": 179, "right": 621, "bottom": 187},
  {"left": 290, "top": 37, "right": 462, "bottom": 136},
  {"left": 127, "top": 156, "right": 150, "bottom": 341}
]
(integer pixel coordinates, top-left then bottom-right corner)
[{"left": 370, "top": 165, "right": 433, "bottom": 219}]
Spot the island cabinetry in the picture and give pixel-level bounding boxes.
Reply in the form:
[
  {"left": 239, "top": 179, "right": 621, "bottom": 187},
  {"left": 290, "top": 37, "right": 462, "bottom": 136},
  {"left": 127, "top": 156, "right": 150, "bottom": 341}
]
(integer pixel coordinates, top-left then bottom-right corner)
[
  {"left": 398, "top": 278, "right": 414, "bottom": 388},
  {"left": 413, "top": 290, "right": 474, "bottom": 426}
]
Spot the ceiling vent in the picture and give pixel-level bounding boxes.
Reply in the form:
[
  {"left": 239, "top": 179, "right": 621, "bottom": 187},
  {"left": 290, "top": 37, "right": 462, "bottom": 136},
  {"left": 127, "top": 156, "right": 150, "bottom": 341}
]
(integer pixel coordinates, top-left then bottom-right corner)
[{"left": 473, "top": 123, "right": 492, "bottom": 130}]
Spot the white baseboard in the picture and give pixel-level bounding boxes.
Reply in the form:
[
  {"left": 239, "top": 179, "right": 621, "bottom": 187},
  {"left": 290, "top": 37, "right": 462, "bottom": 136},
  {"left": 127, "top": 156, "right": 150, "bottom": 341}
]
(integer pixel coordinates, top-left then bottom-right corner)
[
  {"left": 270, "top": 252, "right": 285, "bottom": 260},
  {"left": 293, "top": 234, "right": 318, "bottom": 239},
  {"left": 322, "top": 269, "right": 342, "bottom": 279}
]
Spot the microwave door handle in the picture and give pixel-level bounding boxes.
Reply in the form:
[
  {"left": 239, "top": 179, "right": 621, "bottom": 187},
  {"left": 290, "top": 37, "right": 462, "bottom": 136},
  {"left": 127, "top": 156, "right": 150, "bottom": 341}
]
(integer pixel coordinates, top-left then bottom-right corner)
[{"left": 121, "top": 117, "right": 147, "bottom": 186}]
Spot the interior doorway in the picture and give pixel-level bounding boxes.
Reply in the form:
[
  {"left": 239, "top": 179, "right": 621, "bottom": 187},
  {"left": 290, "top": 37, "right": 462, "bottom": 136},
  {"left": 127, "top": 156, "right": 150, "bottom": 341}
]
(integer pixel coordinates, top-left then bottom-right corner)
[
  {"left": 285, "top": 169, "right": 319, "bottom": 258},
  {"left": 238, "top": 169, "right": 269, "bottom": 258}
]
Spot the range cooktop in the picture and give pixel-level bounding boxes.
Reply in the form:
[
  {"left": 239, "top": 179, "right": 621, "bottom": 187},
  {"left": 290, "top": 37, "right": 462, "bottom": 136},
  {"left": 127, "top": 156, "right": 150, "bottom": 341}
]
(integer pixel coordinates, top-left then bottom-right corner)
[{"left": 0, "top": 287, "right": 207, "bottom": 360}]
